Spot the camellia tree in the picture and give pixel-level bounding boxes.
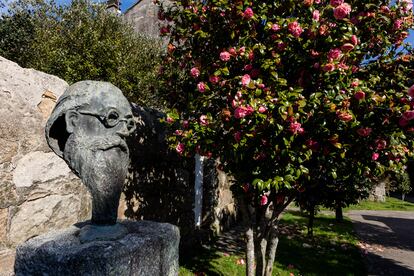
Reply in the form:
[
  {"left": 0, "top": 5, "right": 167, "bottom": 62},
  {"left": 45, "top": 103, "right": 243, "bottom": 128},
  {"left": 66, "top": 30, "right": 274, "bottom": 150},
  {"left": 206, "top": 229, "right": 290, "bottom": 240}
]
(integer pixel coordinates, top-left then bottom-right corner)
[{"left": 156, "top": 0, "right": 414, "bottom": 275}]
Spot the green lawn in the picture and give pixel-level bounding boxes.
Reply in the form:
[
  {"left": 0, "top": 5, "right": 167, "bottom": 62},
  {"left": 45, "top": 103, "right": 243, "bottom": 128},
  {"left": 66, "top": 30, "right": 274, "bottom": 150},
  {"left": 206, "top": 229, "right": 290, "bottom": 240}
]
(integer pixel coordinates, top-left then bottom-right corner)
[
  {"left": 179, "top": 211, "right": 366, "bottom": 275},
  {"left": 345, "top": 196, "right": 414, "bottom": 211}
]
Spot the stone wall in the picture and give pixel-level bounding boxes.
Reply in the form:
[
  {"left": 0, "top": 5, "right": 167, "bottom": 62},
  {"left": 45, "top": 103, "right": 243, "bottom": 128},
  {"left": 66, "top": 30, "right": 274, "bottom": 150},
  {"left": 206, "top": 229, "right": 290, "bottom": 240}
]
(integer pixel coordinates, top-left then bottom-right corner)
[
  {"left": 0, "top": 57, "right": 92, "bottom": 274},
  {"left": 123, "top": 0, "right": 161, "bottom": 38}
]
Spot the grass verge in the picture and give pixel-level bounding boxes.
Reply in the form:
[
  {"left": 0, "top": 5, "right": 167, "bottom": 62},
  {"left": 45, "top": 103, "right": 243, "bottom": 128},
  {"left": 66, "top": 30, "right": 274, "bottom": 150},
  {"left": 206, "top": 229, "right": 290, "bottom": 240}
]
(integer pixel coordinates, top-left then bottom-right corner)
[
  {"left": 345, "top": 196, "right": 414, "bottom": 211},
  {"left": 179, "top": 211, "right": 366, "bottom": 275}
]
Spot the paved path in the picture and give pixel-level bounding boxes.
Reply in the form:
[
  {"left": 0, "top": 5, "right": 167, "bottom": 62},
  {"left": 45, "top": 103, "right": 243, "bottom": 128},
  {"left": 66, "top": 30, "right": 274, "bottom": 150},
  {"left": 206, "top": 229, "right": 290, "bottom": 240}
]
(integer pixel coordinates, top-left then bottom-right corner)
[{"left": 347, "top": 210, "right": 414, "bottom": 276}]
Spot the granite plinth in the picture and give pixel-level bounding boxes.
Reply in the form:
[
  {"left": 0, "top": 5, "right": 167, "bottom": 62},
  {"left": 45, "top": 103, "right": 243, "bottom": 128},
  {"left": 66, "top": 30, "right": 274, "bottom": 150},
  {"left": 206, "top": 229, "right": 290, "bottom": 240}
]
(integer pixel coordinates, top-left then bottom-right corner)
[{"left": 14, "top": 220, "right": 179, "bottom": 276}]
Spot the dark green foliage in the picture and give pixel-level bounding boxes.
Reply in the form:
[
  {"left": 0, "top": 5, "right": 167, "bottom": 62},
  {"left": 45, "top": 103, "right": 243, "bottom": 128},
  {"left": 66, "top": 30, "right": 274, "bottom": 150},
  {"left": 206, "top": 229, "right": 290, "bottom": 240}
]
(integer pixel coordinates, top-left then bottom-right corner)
[{"left": 0, "top": 0, "right": 164, "bottom": 108}]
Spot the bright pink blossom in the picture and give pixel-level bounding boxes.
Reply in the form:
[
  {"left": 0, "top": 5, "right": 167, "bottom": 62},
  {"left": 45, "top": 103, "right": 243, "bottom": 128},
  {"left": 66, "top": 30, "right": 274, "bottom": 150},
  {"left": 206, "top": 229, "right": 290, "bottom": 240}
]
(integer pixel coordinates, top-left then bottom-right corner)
[
  {"left": 197, "top": 82, "right": 207, "bottom": 93},
  {"left": 322, "top": 63, "right": 335, "bottom": 72},
  {"left": 333, "top": 3, "right": 352, "bottom": 20},
  {"left": 330, "top": 0, "right": 344, "bottom": 7},
  {"left": 408, "top": 84, "right": 414, "bottom": 97},
  {"left": 403, "top": 110, "right": 414, "bottom": 120},
  {"left": 271, "top": 24, "right": 280, "bottom": 31},
  {"left": 260, "top": 195, "right": 268, "bottom": 206},
  {"left": 357, "top": 128, "right": 372, "bottom": 137},
  {"left": 337, "top": 112, "right": 353, "bottom": 122},
  {"left": 220, "top": 51, "right": 231, "bottom": 62},
  {"left": 190, "top": 67, "right": 200, "bottom": 78},
  {"left": 375, "top": 139, "right": 387, "bottom": 150},
  {"left": 199, "top": 115, "right": 209, "bottom": 126},
  {"left": 229, "top": 47, "right": 237, "bottom": 56},
  {"left": 258, "top": 106, "right": 267, "bottom": 113},
  {"left": 234, "top": 105, "right": 254, "bottom": 119},
  {"left": 176, "top": 143, "right": 185, "bottom": 155},
  {"left": 182, "top": 120, "right": 189, "bottom": 129},
  {"left": 241, "top": 74, "right": 251, "bottom": 86},
  {"left": 313, "top": 10, "right": 320, "bottom": 21},
  {"left": 351, "top": 35, "right": 358, "bottom": 45},
  {"left": 289, "top": 122, "right": 304, "bottom": 134},
  {"left": 238, "top": 47, "right": 246, "bottom": 56},
  {"left": 328, "top": 48, "right": 342, "bottom": 61},
  {"left": 166, "top": 116, "right": 174, "bottom": 123},
  {"left": 351, "top": 79, "right": 359, "bottom": 87},
  {"left": 354, "top": 90, "right": 365, "bottom": 100},
  {"left": 243, "top": 7, "right": 254, "bottom": 19},
  {"left": 341, "top": 43, "right": 354, "bottom": 52},
  {"left": 209, "top": 75, "right": 220, "bottom": 84},
  {"left": 288, "top": 21, "right": 304, "bottom": 37},
  {"left": 394, "top": 19, "right": 404, "bottom": 30},
  {"left": 372, "top": 152, "right": 379, "bottom": 161}
]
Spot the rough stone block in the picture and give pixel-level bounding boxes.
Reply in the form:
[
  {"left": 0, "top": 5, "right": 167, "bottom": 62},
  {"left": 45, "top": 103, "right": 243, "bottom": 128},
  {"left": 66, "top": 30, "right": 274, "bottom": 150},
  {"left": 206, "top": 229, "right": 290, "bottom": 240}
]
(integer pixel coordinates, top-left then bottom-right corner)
[{"left": 14, "top": 220, "right": 179, "bottom": 276}]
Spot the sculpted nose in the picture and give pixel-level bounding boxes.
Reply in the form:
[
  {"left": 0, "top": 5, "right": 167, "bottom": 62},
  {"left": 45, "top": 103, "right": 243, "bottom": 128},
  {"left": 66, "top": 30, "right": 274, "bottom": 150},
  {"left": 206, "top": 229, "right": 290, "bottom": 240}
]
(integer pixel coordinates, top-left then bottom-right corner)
[{"left": 117, "top": 119, "right": 135, "bottom": 138}]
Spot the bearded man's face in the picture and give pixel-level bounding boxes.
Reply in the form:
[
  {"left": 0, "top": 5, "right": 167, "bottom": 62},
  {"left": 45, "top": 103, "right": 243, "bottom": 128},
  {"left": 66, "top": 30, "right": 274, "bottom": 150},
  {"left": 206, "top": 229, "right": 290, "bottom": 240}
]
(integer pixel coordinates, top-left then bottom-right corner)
[{"left": 63, "top": 93, "right": 135, "bottom": 225}]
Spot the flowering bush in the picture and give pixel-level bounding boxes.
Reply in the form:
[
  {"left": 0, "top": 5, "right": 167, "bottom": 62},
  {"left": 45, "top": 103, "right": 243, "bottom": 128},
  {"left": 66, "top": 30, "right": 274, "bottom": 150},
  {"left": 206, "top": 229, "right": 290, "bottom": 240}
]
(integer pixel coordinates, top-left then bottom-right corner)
[{"left": 157, "top": 0, "right": 413, "bottom": 275}]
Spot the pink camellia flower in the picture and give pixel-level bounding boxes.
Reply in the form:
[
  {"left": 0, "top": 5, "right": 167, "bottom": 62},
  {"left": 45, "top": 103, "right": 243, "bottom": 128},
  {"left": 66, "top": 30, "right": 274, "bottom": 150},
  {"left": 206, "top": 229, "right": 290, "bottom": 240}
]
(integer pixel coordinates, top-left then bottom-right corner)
[
  {"left": 351, "top": 79, "right": 359, "bottom": 87},
  {"left": 234, "top": 105, "right": 254, "bottom": 119},
  {"left": 408, "top": 84, "right": 414, "bottom": 98},
  {"left": 199, "top": 115, "right": 209, "bottom": 126},
  {"left": 372, "top": 152, "right": 379, "bottom": 161},
  {"left": 244, "top": 64, "right": 253, "bottom": 71},
  {"left": 209, "top": 75, "right": 220, "bottom": 84},
  {"left": 258, "top": 106, "right": 267, "bottom": 113},
  {"left": 229, "top": 47, "right": 237, "bottom": 56},
  {"left": 241, "top": 74, "right": 251, "bottom": 86},
  {"left": 260, "top": 195, "right": 268, "bottom": 206},
  {"left": 341, "top": 43, "right": 354, "bottom": 52},
  {"left": 322, "top": 63, "right": 335, "bottom": 72},
  {"left": 333, "top": 3, "right": 352, "bottom": 20},
  {"left": 357, "top": 127, "right": 372, "bottom": 137},
  {"left": 289, "top": 122, "right": 304, "bottom": 134},
  {"left": 174, "top": 129, "right": 183, "bottom": 135},
  {"left": 403, "top": 110, "right": 414, "bottom": 120},
  {"left": 190, "top": 67, "right": 200, "bottom": 78},
  {"left": 400, "top": 0, "right": 413, "bottom": 13},
  {"left": 248, "top": 51, "right": 254, "bottom": 61},
  {"left": 234, "top": 131, "right": 242, "bottom": 142},
  {"left": 288, "top": 21, "right": 303, "bottom": 37},
  {"left": 337, "top": 111, "right": 353, "bottom": 122},
  {"left": 354, "top": 90, "right": 365, "bottom": 100},
  {"left": 176, "top": 143, "right": 185, "bottom": 155},
  {"left": 271, "top": 24, "right": 280, "bottom": 31},
  {"left": 182, "top": 120, "right": 189, "bottom": 129},
  {"left": 328, "top": 48, "right": 342, "bottom": 61},
  {"left": 220, "top": 51, "right": 231, "bottom": 62},
  {"left": 312, "top": 10, "right": 320, "bottom": 21},
  {"left": 330, "top": 0, "right": 344, "bottom": 7},
  {"left": 197, "top": 82, "right": 206, "bottom": 92},
  {"left": 399, "top": 117, "right": 409, "bottom": 127},
  {"left": 351, "top": 35, "right": 358, "bottom": 45},
  {"left": 238, "top": 46, "right": 246, "bottom": 56},
  {"left": 243, "top": 7, "right": 254, "bottom": 19},
  {"left": 375, "top": 139, "right": 387, "bottom": 150},
  {"left": 394, "top": 19, "right": 403, "bottom": 30}
]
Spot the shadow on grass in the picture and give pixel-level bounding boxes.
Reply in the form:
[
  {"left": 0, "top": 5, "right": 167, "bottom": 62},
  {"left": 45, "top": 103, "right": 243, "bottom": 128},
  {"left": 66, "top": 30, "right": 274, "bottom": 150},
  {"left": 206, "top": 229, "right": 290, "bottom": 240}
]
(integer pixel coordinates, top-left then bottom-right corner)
[{"left": 180, "top": 211, "right": 367, "bottom": 275}]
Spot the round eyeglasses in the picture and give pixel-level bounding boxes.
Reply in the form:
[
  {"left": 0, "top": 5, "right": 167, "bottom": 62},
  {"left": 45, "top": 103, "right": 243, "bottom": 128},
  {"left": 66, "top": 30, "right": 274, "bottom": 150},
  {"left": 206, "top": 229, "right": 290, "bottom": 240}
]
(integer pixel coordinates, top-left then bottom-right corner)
[{"left": 77, "top": 108, "right": 136, "bottom": 133}]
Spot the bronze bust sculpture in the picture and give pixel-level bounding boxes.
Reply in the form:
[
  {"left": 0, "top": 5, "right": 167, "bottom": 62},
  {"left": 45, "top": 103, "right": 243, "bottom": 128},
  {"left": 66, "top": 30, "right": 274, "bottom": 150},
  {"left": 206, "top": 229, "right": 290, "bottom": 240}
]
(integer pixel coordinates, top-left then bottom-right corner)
[{"left": 45, "top": 81, "right": 135, "bottom": 226}]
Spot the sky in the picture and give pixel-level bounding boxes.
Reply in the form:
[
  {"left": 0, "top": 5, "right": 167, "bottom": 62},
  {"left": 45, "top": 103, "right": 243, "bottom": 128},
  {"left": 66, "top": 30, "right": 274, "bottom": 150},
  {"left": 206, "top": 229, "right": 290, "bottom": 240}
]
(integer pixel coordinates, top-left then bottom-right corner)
[{"left": 2, "top": 0, "right": 414, "bottom": 45}]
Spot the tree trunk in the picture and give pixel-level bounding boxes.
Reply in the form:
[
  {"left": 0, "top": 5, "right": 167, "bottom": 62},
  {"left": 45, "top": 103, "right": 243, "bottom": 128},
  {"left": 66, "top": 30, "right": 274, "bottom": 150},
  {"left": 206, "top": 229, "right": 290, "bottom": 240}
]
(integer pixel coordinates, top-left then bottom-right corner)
[
  {"left": 264, "top": 225, "right": 279, "bottom": 276},
  {"left": 307, "top": 204, "right": 315, "bottom": 237},
  {"left": 335, "top": 205, "right": 343, "bottom": 222},
  {"left": 402, "top": 193, "right": 405, "bottom": 201},
  {"left": 246, "top": 226, "right": 255, "bottom": 276}
]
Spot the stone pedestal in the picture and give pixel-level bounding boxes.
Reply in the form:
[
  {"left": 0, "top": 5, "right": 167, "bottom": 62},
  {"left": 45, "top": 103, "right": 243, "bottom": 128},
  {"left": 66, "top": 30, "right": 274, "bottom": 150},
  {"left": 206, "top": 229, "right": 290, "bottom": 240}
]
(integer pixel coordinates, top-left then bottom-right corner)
[{"left": 14, "top": 220, "right": 179, "bottom": 276}]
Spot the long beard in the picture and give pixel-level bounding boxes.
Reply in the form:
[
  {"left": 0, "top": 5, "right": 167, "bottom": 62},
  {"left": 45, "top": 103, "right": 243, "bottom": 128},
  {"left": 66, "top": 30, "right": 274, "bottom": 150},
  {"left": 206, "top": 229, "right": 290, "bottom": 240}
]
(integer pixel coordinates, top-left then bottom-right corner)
[{"left": 63, "top": 134, "right": 129, "bottom": 225}]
